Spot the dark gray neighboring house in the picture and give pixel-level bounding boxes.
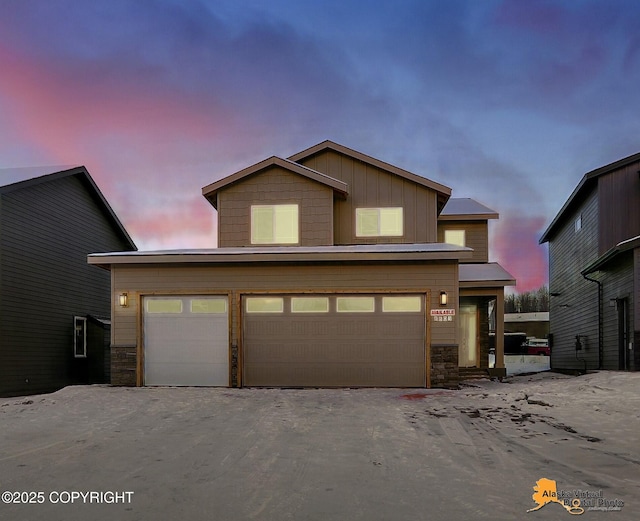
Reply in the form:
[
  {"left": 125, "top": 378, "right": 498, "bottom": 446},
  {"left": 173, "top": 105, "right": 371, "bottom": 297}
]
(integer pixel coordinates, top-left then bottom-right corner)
[
  {"left": 540, "top": 152, "right": 640, "bottom": 372},
  {"left": 0, "top": 166, "right": 136, "bottom": 396}
]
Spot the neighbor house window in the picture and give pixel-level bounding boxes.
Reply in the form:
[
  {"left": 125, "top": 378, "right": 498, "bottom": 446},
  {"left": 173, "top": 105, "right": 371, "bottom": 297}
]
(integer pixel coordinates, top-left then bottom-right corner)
[
  {"left": 251, "top": 204, "right": 299, "bottom": 244},
  {"left": 382, "top": 296, "right": 422, "bottom": 312},
  {"left": 291, "top": 297, "right": 329, "bottom": 313},
  {"left": 336, "top": 296, "right": 375, "bottom": 312},
  {"left": 444, "top": 229, "right": 466, "bottom": 247},
  {"left": 575, "top": 214, "right": 582, "bottom": 232},
  {"left": 355, "top": 208, "right": 403, "bottom": 237},
  {"left": 73, "top": 316, "right": 87, "bottom": 358},
  {"left": 246, "top": 297, "right": 284, "bottom": 313}
]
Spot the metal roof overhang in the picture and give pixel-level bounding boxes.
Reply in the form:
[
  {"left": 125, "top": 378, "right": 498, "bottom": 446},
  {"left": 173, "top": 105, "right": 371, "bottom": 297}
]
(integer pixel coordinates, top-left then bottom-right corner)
[
  {"left": 458, "top": 263, "right": 516, "bottom": 288},
  {"left": 88, "top": 244, "right": 473, "bottom": 270},
  {"left": 581, "top": 235, "right": 640, "bottom": 276}
]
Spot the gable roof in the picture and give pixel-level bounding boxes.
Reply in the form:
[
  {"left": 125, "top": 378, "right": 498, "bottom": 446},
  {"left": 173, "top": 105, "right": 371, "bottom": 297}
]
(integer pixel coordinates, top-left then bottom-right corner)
[
  {"left": 0, "top": 166, "right": 136, "bottom": 250},
  {"left": 439, "top": 198, "right": 499, "bottom": 220},
  {"left": 288, "top": 140, "right": 452, "bottom": 211},
  {"left": 202, "top": 156, "right": 349, "bottom": 209},
  {"left": 540, "top": 151, "right": 640, "bottom": 243}
]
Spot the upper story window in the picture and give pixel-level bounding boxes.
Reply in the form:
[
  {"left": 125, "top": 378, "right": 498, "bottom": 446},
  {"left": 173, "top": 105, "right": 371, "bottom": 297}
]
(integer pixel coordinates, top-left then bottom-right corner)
[
  {"left": 251, "top": 204, "right": 299, "bottom": 244},
  {"left": 355, "top": 207, "right": 403, "bottom": 237},
  {"left": 575, "top": 214, "right": 582, "bottom": 233},
  {"left": 444, "top": 229, "right": 466, "bottom": 247}
]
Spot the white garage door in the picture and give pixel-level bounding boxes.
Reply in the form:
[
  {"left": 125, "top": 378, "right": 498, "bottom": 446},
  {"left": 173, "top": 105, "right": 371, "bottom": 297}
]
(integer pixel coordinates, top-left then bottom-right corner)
[{"left": 144, "top": 296, "right": 229, "bottom": 386}]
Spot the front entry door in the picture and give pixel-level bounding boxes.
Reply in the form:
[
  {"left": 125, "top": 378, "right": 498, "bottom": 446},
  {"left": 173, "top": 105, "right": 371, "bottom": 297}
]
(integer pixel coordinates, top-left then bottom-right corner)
[{"left": 459, "top": 304, "right": 478, "bottom": 367}]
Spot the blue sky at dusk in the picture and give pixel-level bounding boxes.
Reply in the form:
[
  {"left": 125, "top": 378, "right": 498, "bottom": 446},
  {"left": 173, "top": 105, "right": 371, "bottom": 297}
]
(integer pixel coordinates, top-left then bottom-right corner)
[{"left": 2, "top": 0, "right": 640, "bottom": 292}]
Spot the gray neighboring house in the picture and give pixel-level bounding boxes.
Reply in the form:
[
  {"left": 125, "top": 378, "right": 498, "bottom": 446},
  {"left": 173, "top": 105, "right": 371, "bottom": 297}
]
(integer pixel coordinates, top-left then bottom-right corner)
[
  {"left": 0, "top": 166, "right": 136, "bottom": 396},
  {"left": 540, "top": 152, "right": 640, "bottom": 372}
]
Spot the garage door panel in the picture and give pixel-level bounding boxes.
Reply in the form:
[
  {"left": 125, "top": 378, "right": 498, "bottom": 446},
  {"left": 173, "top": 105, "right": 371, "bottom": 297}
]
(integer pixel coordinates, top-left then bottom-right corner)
[
  {"left": 244, "top": 363, "right": 425, "bottom": 387},
  {"left": 144, "top": 296, "right": 229, "bottom": 386},
  {"left": 243, "top": 294, "right": 426, "bottom": 387}
]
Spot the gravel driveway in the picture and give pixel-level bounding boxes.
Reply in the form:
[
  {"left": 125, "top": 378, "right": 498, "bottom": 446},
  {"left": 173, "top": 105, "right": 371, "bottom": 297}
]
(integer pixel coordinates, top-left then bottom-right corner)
[{"left": 1, "top": 372, "right": 638, "bottom": 520}]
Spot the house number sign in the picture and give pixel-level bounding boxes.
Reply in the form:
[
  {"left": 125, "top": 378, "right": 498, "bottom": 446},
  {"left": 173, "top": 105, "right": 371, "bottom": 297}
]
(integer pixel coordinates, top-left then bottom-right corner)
[{"left": 430, "top": 309, "right": 455, "bottom": 322}]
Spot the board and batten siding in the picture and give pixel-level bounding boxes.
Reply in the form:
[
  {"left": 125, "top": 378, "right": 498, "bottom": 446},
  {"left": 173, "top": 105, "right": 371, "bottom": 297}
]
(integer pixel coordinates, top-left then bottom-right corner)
[
  {"left": 111, "top": 261, "right": 459, "bottom": 386},
  {"left": 548, "top": 189, "right": 600, "bottom": 370},
  {"left": 597, "top": 159, "right": 640, "bottom": 255},
  {"left": 600, "top": 253, "right": 635, "bottom": 369},
  {"left": 437, "top": 221, "right": 489, "bottom": 263},
  {"left": 298, "top": 150, "right": 439, "bottom": 245},
  {"left": 0, "top": 175, "right": 133, "bottom": 396},
  {"left": 217, "top": 166, "right": 334, "bottom": 247}
]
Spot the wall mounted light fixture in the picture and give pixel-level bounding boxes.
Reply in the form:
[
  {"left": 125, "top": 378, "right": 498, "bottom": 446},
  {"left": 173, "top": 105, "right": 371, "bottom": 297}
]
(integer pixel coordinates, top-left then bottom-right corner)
[
  {"left": 119, "top": 292, "right": 129, "bottom": 307},
  {"left": 439, "top": 291, "right": 448, "bottom": 306}
]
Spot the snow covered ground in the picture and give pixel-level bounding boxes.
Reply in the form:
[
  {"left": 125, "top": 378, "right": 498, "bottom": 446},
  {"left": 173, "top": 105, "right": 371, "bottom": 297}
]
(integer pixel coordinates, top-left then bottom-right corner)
[{"left": 0, "top": 371, "right": 638, "bottom": 520}]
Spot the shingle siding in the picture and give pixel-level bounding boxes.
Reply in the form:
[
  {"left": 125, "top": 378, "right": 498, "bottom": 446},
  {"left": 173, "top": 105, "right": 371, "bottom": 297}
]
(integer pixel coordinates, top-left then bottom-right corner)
[
  {"left": 548, "top": 189, "right": 600, "bottom": 370},
  {"left": 0, "top": 175, "right": 131, "bottom": 396}
]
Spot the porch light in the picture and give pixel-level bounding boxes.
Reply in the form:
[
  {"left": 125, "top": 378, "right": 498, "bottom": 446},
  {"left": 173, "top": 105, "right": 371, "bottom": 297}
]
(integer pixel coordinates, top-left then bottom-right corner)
[
  {"left": 119, "top": 292, "right": 129, "bottom": 307},
  {"left": 439, "top": 291, "right": 448, "bottom": 307}
]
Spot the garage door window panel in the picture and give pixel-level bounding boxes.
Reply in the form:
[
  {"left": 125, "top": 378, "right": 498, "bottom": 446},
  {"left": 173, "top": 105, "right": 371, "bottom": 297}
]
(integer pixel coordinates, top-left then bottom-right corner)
[
  {"left": 246, "top": 297, "right": 284, "bottom": 313},
  {"left": 291, "top": 297, "right": 329, "bottom": 313},
  {"left": 191, "top": 298, "right": 227, "bottom": 314},
  {"left": 336, "top": 296, "right": 375, "bottom": 313},
  {"left": 146, "top": 299, "right": 183, "bottom": 314},
  {"left": 251, "top": 204, "right": 299, "bottom": 244},
  {"left": 382, "top": 296, "right": 422, "bottom": 312}
]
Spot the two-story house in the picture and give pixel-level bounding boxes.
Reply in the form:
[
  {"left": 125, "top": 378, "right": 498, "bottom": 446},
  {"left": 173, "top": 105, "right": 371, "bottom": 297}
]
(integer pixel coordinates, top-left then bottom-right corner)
[
  {"left": 89, "top": 141, "right": 514, "bottom": 388},
  {"left": 540, "top": 152, "right": 640, "bottom": 372}
]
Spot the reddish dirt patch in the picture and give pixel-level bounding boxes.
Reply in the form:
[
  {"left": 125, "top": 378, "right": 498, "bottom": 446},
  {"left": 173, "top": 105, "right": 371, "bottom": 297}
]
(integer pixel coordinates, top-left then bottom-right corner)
[{"left": 399, "top": 391, "right": 451, "bottom": 400}]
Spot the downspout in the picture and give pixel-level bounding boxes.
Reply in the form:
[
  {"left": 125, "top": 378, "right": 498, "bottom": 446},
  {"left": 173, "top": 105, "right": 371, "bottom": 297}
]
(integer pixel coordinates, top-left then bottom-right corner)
[{"left": 582, "top": 272, "right": 603, "bottom": 370}]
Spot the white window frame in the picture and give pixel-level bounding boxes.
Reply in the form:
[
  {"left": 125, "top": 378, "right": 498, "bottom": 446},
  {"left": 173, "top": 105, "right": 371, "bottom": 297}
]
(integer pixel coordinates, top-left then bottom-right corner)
[
  {"left": 251, "top": 204, "right": 299, "bottom": 245},
  {"left": 355, "top": 207, "right": 403, "bottom": 237},
  {"left": 444, "top": 229, "right": 466, "bottom": 247},
  {"left": 73, "top": 316, "right": 87, "bottom": 358},
  {"left": 336, "top": 296, "right": 376, "bottom": 313}
]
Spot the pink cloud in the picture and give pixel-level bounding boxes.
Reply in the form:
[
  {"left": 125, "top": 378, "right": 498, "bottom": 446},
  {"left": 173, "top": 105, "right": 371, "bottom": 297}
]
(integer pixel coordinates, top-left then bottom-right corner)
[{"left": 491, "top": 213, "right": 549, "bottom": 293}]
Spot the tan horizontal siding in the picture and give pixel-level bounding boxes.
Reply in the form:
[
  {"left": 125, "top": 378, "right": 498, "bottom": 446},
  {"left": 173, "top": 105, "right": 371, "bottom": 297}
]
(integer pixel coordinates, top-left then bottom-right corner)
[
  {"left": 217, "top": 166, "right": 333, "bottom": 247},
  {"left": 112, "top": 262, "right": 458, "bottom": 348},
  {"left": 437, "top": 221, "right": 489, "bottom": 263}
]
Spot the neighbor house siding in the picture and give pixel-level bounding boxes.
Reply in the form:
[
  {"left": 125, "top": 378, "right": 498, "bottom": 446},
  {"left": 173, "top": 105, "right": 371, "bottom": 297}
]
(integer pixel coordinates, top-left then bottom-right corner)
[
  {"left": 0, "top": 175, "right": 131, "bottom": 396},
  {"left": 600, "top": 253, "right": 634, "bottom": 369},
  {"left": 636, "top": 248, "right": 640, "bottom": 333},
  {"left": 597, "top": 160, "right": 640, "bottom": 254},
  {"left": 111, "top": 261, "right": 459, "bottom": 386},
  {"left": 217, "top": 166, "right": 334, "bottom": 247},
  {"left": 437, "top": 221, "right": 489, "bottom": 263},
  {"left": 298, "top": 150, "right": 438, "bottom": 245},
  {"left": 548, "top": 189, "right": 600, "bottom": 370}
]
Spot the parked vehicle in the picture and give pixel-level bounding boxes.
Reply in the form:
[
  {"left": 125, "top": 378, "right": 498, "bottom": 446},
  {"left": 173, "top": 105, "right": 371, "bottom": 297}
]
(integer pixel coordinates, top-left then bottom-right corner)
[{"left": 524, "top": 338, "right": 550, "bottom": 356}]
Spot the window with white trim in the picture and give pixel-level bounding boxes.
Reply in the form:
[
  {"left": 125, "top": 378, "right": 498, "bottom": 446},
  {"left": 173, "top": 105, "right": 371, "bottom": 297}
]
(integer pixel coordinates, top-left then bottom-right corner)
[
  {"left": 444, "top": 229, "right": 466, "bottom": 247},
  {"left": 73, "top": 316, "right": 87, "bottom": 358},
  {"left": 291, "top": 297, "right": 329, "bottom": 313},
  {"left": 251, "top": 204, "right": 299, "bottom": 244},
  {"left": 355, "top": 208, "right": 403, "bottom": 237}
]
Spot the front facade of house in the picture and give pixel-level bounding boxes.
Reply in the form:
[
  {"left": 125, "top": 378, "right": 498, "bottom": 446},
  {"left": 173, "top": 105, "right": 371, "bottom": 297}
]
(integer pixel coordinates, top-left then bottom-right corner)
[
  {"left": 90, "top": 141, "right": 514, "bottom": 388},
  {"left": 0, "top": 167, "right": 136, "bottom": 396},
  {"left": 540, "top": 152, "right": 640, "bottom": 371}
]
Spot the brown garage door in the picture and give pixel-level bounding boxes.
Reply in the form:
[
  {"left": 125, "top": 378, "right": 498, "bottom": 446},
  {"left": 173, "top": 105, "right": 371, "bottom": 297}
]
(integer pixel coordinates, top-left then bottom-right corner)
[{"left": 243, "top": 294, "right": 425, "bottom": 387}]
